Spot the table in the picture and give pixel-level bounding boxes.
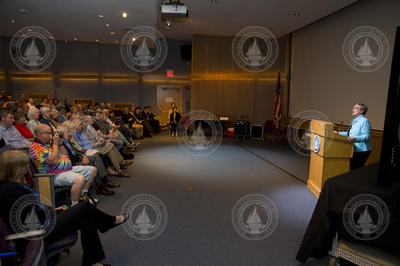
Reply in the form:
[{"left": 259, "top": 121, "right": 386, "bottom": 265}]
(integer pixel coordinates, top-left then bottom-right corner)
[{"left": 296, "top": 163, "right": 400, "bottom": 263}]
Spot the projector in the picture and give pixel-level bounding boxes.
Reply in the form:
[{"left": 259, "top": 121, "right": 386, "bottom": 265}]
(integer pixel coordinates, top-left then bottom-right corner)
[{"left": 161, "top": 4, "right": 188, "bottom": 22}]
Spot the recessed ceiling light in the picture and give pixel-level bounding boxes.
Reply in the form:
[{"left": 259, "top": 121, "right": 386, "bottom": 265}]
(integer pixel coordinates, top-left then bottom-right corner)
[
  {"left": 27, "top": 29, "right": 32, "bottom": 32},
  {"left": 122, "top": 11, "right": 128, "bottom": 18},
  {"left": 95, "top": 39, "right": 99, "bottom": 42},
  {"left": 98, "top": 14, "right": 104, "bottom": 18},
  {"left": 9, "top": 19, "right": 16, "bottom": 23},
  {"left": 132, "top": 37, "right": 136, "bottom": 41},
  {"left": 110, "top": 31, "right": 115, "bottom": 35},
  {"left": 73, "top": 37, "right": 78, "bottom": 41},
  {"left": 115, "top": 40, "right": 119, "bottom": 44},
  {"left": 18, "top": 8, "right": 28, "bottom": 14},
  {"left": 211, "top": 0, "right": 217, "bottom": 3},
  {"left": 293, "top": 12, "right": 301, "bottom": 16},
  {"left": 105, "top": 23, "right": 110, "bottom": 27}
]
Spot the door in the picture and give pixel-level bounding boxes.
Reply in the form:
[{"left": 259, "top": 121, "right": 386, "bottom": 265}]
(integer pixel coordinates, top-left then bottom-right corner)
[{"left": 157, "top": 85, "right": 181, "bottom": 126}]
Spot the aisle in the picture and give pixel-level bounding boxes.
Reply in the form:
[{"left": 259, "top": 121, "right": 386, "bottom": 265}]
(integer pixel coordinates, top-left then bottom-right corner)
[{"left": 59, "top": 135, "right": 319, "bottom": 266}]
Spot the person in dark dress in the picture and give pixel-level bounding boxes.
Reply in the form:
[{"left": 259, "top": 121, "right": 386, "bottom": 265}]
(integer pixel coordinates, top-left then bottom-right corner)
[{"left": 0, "top": 150, "right": 127, "bottom": 266}]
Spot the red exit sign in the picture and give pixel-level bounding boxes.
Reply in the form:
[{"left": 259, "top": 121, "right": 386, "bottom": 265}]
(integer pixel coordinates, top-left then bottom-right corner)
[{"left": 167, "top": 69, "right": 173, "bottom": 77}]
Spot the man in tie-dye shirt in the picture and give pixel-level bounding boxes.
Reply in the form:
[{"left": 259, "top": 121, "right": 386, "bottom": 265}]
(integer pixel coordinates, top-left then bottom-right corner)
[{"left": 29, "top": 124, "right": 97, "bottom": 206}]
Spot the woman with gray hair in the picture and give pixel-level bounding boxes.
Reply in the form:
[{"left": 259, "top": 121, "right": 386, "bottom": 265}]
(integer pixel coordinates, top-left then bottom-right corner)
[
  {"left": 26, "top": 107, "right": 41, "bottom": 135},
  {"left": 338, "top": 103, "right": 372, "bottom": 170}
]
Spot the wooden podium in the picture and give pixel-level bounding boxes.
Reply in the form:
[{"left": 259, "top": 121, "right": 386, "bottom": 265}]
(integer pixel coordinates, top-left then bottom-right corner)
[{"left": 307, "top": 120, "right": 353, "bottom": 198}]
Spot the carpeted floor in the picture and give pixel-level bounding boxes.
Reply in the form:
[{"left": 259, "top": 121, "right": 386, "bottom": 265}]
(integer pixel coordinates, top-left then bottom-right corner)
[{"left": 57, "top": 135, "right": 327, "bottom": 266}]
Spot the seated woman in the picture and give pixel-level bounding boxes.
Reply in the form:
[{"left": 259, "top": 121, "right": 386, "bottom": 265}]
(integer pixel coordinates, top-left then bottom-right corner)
[{"left": 0, "top": 150, "right": 127, "bottom": 266}]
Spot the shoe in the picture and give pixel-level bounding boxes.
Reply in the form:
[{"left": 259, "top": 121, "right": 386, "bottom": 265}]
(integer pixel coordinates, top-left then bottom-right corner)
[
  {"left": 107, "top": 168, "right": 118, "bottom": 176},
  {"left": 121, "top": 160, "right": 133, "bottom": 167},
  {"left": 97, "top": 187, "right": 115, "bottom": 196},
  {"left": 117, "top": 171, "right": 130, "bottom": 178},
  {"left": 107, "top": 182, "right": 120, "bottom": 188},
  {"left": 110, "top": 213, "right": 129, "bottom": 230}
]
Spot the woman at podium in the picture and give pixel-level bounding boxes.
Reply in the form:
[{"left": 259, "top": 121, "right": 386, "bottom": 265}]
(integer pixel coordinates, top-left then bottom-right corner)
[{"left": 337, "top": 103, "right": 372, "bottom": 170}]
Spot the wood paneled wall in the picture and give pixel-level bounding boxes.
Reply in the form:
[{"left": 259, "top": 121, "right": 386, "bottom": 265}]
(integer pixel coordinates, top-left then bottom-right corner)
[{"left": 191, "top": 34, "right": 288, "bottom": 124}]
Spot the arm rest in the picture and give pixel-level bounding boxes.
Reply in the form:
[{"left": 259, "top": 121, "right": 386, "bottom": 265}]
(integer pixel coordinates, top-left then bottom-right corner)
[{"left": 5, "top": 229, "right": 46, "bottom": 240}]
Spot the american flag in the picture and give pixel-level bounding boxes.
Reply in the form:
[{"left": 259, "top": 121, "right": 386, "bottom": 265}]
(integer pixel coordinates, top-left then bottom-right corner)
[{"left": 273, "top": 72, "right": 281, "bottom": 129}]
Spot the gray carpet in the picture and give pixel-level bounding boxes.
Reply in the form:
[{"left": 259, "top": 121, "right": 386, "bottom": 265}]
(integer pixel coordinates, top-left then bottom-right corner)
[
  {"left": 238, "top": 139, "right": 310, "bottom": 183},
  {"left": 58, "top": 135, "right": 324, "bottom": 266}
]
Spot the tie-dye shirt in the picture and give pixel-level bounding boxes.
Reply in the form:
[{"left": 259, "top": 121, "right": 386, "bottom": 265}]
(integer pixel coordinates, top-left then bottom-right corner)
[{"left": 29, "top": 141, "right": 72, "bottom": 174}]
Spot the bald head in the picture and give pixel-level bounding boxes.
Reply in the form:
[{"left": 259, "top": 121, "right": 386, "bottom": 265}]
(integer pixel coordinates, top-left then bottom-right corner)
[{"left": 35, "top": 124, "right": 52, "bottom": 143}]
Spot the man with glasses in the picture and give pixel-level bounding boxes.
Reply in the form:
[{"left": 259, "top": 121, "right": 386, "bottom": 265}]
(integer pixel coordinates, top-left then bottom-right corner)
[{"left": 30, "top": 124, "right": 97, "bottom": 206}]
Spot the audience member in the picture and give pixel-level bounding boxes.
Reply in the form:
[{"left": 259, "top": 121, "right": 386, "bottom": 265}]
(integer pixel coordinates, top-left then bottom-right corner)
[
  {"left": 39, "top": 106, "right": 58, "bottom": 132},
  {"left": 13, "top": 112, "right": 34, "bottom": 141},
  {"left": 57, "top": 124, "right": 118, "bottom": 196},
  {"left": 26, "top": 107, "right": 41, "bottom": 135},
  {"left": 0, "top": 110, "right": 32, "bottom": 150},
  {"left": 74, "top": 118, "right": 130, "bottom": 177},
  {"left": 30, "top": 124, "right": 97, "bottom": 206},
  {"left": 0, "top": 150, "right": 127, "bottom": 266}
]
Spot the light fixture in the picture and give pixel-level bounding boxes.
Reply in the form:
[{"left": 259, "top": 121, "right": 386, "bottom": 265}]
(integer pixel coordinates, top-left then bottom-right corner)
[
  {"left": 49, "top": 36, "right": 54, "bottom": 39},
  {"left": 211, "top": 0, "right": 217, "bottom": 3},
  {"left": 105, "top": 23, "right": 110, "bottom": 27},
  {"left": 122, "top": 11, "right": 128, "bottom": 18},
  {"left": 9, "top": 19, "right": 16, "bottom": 23},
  {"left": 110, "top": 31, "right": 115, "bottom": 35},
  {"left": 27, "top": 29, "right": 32, "bottom": 32},
  {"left": 115, "top": 40, "right": 119, "bottom": 44},
  {"left": 293, "top": 12, "right": 301, "bottom": 16},
  {"left": 95, "top": 39, "right": 99, "bottom": 42},
  {"left": 98, "top": 14, "right": 104, "bottom": 18},
  {"left": 73, "top": 37, "right": 78, "bottom": 41},
  {"left": 132, "top": 37, "right": 136, "bottom": 41}
]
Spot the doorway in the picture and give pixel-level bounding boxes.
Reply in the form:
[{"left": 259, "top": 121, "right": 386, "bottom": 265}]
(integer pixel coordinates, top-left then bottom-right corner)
[{"left": 157, "top": 85, "right": 182, "bottom": 126}]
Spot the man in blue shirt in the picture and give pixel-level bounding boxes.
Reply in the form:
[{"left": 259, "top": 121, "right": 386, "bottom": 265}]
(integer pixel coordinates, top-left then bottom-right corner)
[
  {"left": 73, "top": 118, "right": 131, "bottom": 177},
  {"left": 338, "top": 103, "right": 372, "bottom": 170},
  {"left": 0, "top": 110, "right": 31, "bottom": 150}
]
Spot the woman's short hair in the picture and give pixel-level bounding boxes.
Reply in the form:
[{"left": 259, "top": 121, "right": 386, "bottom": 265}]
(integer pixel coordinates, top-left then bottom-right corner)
[
  {"left": 27, "top": 108, "right": 39, "bottom": 120},
  {"left": 356, "top": 103, "right": 368, "bottom": 115},
  {"left": 0, "top": 150, "right": 29, "bottom": 182}
]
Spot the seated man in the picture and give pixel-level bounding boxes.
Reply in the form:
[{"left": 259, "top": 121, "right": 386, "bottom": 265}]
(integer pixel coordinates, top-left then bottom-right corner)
[
  {"left": 30, "top": 124, "right": 97, "bottom": 206},
  {"left": 0, "top": 110, "right": 31, "bottom": 150},
  {"left": 93, "top": 112, "right": 124, "bottom": 150},
  {"left": 74, "top": 118, "right": 131, "bottom": 177},
  {"left": 13, "top": 112, "right": 34, "bottom": 142}
]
